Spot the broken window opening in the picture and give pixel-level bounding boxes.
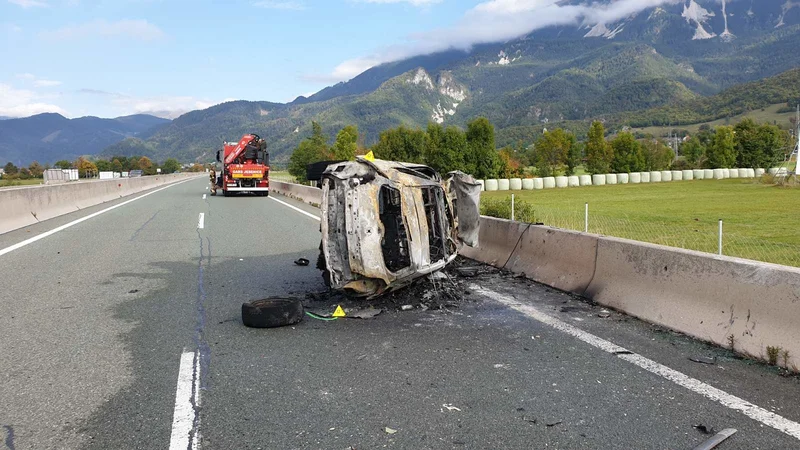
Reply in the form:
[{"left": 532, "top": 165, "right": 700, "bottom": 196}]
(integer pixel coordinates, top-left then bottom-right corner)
[
  {"left": 423, "top": 186, "right": 447, "bottom": 262},
  {"left": 379, "top": 186, "right": 411, "bottom": 272}
]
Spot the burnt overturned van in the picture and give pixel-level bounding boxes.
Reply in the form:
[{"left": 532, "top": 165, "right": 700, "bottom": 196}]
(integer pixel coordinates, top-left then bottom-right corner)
[{"left": 318, "top": 157, "right": 481, "bottom": 298}]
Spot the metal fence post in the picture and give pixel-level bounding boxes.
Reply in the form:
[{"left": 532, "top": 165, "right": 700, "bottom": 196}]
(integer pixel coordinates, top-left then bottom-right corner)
[
  {"left": 718, "top": 219, "right": 723, "bottom": 256},
  {"left": 511, "top": 194, "right": 515, "bottom": 221},
  {"left": 585, "top": 203, "right": 589, "bottom": 233}
]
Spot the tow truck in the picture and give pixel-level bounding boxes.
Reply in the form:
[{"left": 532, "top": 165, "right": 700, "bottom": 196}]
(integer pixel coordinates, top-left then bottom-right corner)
[{"left": 215, "top": 134, "right": 270, "bottom": 196}]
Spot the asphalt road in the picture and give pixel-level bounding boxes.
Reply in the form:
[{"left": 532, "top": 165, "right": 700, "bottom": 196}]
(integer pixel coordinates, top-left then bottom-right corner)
[{"left": 1, "top": 176, "right": 798, "bottom": 450}]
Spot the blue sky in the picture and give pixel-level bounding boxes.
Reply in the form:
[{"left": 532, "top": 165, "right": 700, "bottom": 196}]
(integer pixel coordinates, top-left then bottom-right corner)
[{"left": 1, "top": 0, "right": 680, "bottom": 119}]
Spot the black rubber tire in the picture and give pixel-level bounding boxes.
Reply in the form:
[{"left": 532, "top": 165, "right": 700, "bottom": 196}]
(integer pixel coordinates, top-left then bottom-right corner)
[{"left": 242, "top": 297, "right": 304, "bottom": 328}]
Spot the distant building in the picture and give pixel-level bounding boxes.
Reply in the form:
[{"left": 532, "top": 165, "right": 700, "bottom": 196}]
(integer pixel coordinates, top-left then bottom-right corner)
[{"left": 0, "top": 168, "right": 5, "bottom": 178}]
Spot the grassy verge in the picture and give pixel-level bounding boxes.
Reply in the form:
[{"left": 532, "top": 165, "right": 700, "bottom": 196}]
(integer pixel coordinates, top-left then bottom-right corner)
[
  {"left": 481, "top": 179, "right": 800, "bottom": 267},
  {"left": 0, "top": 179, "right": 43, "bottom": 188}
]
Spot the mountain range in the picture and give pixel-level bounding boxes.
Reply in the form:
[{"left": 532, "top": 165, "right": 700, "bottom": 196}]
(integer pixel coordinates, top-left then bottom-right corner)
[
  {"left": 0, "top": 114, "right": 169, "bottom": 165},
  {"left": 3, "top": 0, "right": 800, "bottom": 165}
]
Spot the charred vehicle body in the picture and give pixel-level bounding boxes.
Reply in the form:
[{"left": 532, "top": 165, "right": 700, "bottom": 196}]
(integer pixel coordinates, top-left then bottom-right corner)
[{"left": 318, "top": 157, "right": 481, "bottom": 298}]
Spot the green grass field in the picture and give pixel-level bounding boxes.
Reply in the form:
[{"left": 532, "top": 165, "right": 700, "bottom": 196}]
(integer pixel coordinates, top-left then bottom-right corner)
[
  {"left": 481, "top": 179, "right": 800, "bottom": 267},
  {"left": 0, "top": 179, "right": 43, "bottom": 188},
  {"left": 633, "top": 103, "right": 796, "bottom": 137}
]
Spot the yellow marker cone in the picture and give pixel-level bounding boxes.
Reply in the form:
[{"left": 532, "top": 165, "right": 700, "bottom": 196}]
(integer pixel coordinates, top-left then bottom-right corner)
[
  {"left": 364, "top": 150, "right": 375, "bottom": 162},
  {"left": 332, "top": 305, "right": 346, "bottom": 318}
]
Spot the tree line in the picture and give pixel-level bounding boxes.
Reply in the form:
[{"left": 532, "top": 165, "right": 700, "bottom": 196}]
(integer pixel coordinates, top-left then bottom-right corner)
[
  {"left": 1, "top": 156, "right": 197, "bottom": 180},
  {"left": 287, "top": 116, "right": 793, "bottom": 181}
]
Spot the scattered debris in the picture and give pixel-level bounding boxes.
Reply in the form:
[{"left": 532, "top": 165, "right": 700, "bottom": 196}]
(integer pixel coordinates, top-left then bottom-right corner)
[
  {"left": 598, "top": 310, "right": 611, "bottom": 318},
  {"left": 613, "top": 350, "right": 634, "bottom": 355},
  {"left": 522, "top": 416, "right": 538, "bottom": 424},
  {"left": 242, "top": 297, "right": 304, "bottom": 328},
  {"left": 429, "top": 271, "right": 448, "bottom": 281},
  {"left": 545, "top": 420, "right": 563, "bottom": 427},
  {"left": 691, "top": 428, "right": 737, "bottom": 450},
  {"left": 693, "top": 424, "right": 716, "bottom": 435},
  {"left": 455, "top": 266, "right": 480, "bottom": 278},
  {"left": 128, "top": 289, "right": 139, "bottom": 294},
  {"left": 400, "top": 304, "right": 414, "bottom": 311},
  {"left": 294, "top": 258, "right": 309, "bottom": 266},
  {"left": 348, "top": 308, "right": 383, "bottom": 319},
  {"left": 318, "top": 157, "right": 481, "bottom": 298},
  {"left": 689, "top": 356, "right": 717, "bottom": 365},
  {"left": 441, "top": 404, "right": 462, "bottom": 412},
  {"left": 384, "top": 427, "right": 398, "bottom": 435},
  {"left": 356, "top": 354, "right": 367, "bottom": 361}
]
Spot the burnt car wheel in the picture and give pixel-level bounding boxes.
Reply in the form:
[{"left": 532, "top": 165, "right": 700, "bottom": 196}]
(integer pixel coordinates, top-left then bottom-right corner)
[{"left": 242, "top": 297, "right": 304, "bottom": 328}]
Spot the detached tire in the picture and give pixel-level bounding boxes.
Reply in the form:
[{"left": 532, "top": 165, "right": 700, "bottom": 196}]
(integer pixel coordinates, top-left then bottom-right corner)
[{"left": 242, "top": 297, "right": 304, "bottom": 328}]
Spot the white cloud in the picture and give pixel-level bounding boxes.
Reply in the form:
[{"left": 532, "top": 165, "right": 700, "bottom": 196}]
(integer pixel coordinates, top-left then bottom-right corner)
[
  {"left": 7, "top": 0, "right": 47, "bottom": 8},
  {"left": 355, "top": 0, "right": 442, "bottom": 5},
  {"left": 0, "top": 83, "right": 66, "bottom": 117},
  {"left": 40, "top": 19, "right": 165, "bottom": 41},
  {"left": 16, "top": 73, "right": 62, "bottom": 87},
  {"left": 252, "top": 0, "right": 306, "bottom": 10},
  {"left": 318, "top": 0, "right": 683, "bottom": 82},
  {"left": 76, "top": 89, "right": 236, "bottom": 118}
]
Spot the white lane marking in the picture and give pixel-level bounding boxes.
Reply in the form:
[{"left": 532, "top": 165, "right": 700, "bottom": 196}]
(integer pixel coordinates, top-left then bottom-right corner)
[
  {"left": 268, "top": 196, "right": 320, "bottom": 221},
  {"left": 202, "top": 194, "right": 206, "bottom": 200},
  {"left": 169, "top": 351, "right": 200, "bottom": 450},
  {"left": 197, "top": 213, "right": 205, "bottom": 229},
  {"left": 0, "top": 177, "right": 197, "bottom": 258},
  {"left": 471, "top": 285, "right": 800, "bottom": 441}
]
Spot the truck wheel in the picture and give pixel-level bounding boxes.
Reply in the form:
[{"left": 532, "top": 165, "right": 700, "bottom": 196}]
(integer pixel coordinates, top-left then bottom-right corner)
[{"left": 242, "top": 297, "right": 304, "bottom": 328}]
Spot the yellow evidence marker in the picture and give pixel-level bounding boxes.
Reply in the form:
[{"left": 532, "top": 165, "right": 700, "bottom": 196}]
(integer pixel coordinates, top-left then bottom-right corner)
[
  {"left": 364, "top": 151, "right": 375, "bottom": 162},
  {"left": 332, "top": 305, "right": 347, "bottom": 318}
]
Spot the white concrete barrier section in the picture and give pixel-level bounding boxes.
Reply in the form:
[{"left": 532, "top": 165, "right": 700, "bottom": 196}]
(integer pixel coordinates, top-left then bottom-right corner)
[
  {"left": 461, "top": 216, "right": 800, "bottom": 369},
  {"left": 270, "top": 180, "right": 323, "bottom": 206},
  {"left": 543, "top": 177, "right": 556, "bottom": 189},
  {"left": 584, "top": 236, "right": 800, "bottom": 368},
  {"left": 592, "top": 174, "right": 606, "bottom": 186},
  {"left": 704, "top": 169, "right": 714, "bottom": 179},
  {"left": 641, "top": 172, "right": 651, "bottom": 183},
  {"left": 630, "top": 173, "right": 641, "bottom": 184},
  {"left": 713, "top": 169, "right": 725, "bottom": 180},
  {"left": 579, "top": 175, "right": 592, "bottom": 186},
  {"left": 533, "top": 178, "right": 544, "bottom": 190},
  {"left": 618, "top": 173, "right": 629, "bottom": 184},
  {"left": 459, "top": 217, "right": 530, "bottom": 268},
  {"left": 498, "top": 179, "right": 510, "bottom": 191},
  {"left": 682, "top": 170, "right": 694, "bottom": 181},
  {"left": 521, "top": 178, "right": 534, "bottom": 190},
  {"left": 730, "top": 168, "right": 739, "bottom": 179},
  {"left": 755, "top": 168, "right": 765, "bottom": 177},
  {"left": 0, "top": 174, "right": 201, "bottom": 235},
  {"left": 555, "top": 176, "right": 568, "bottom": 188},
  {"left": 605, "top": 174, "right": 618, "bottom": 185},
  {"left": 485, "top": 179, "right": 499, "bottom": 191},
  {"left": 568, "top": 176, "right": 580, "bottom": 187},
  {"left": 509, "top": 178, "right": 522, "bottom": 191},
  {"left": 505, "top": 226, "right": 599, "bottom": 294},
  {"left": 477, "top": 180, "right": 485, "bottom": 191},
  {"left": 661, "top": 171, "right": 672, "bottom": 182},
  {"left": 671, "top": 171, "right": 682, "bottom": 181},
  {"left": 693, "top": 169, "right": 704, "bottom": 180},
  {"left": 722, "top": 168, "right": 731, "bottom": 179},
  {"left": 650, "top": 171, "right": 662, "bottom": 182}
]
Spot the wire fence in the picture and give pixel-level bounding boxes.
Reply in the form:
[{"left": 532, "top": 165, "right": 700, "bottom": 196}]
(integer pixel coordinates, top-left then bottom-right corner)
[{"left": 483, "top": 197, "right": 800, "bottom": 269}]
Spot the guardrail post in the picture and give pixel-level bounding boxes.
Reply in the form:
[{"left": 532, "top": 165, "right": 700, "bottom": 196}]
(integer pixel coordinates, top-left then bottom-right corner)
[
  {"left": 511, "top": 194, "right": 515, "bottom": 222},
  {"left": 718, "top": 219, "right": 723, "bottom": 256}
]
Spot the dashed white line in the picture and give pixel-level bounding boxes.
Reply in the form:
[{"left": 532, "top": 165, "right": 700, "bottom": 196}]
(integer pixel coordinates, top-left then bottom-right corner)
[
  {"left": 197, "top": 213, "right": 205, "bottom": 229},
  {"left": 268, "top": 196, "right": 320, "bottom": 221},
  {"left": 0, "top": 177, "right": 197, "bottom": 258},
  {"left": 169, "top": 350, "right": 200, "bottom": 450},
  {"left": 470, "top": 285, "right": 800, "bottom": 441}
]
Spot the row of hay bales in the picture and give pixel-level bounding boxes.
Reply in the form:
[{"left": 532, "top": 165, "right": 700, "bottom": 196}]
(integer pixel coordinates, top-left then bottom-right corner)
[{"left": 478, "top": 168, "right": 771, "bottom": 191}]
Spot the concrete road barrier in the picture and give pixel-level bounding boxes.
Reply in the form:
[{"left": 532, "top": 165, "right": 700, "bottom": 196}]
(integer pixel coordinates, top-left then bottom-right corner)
[
  {"left": 0, "top": 174, "right": 202, "bottom": 235},
  {"left": 585, "top": 236, "right": 800, "bottom": 367},
  {"left": 459, "top": 217, "right": 530, "bottom": 268},
  {"left": 505, "top": 225, "right": 599, "bottom": 295},
  {"left": 270, "top": 180, "right": 323, "bottom": 206}
]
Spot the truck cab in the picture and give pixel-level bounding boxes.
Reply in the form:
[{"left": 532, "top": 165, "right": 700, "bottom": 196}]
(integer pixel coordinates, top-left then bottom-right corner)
[{"left": 215, "top": 134, "right": 270, "bottom": 196}]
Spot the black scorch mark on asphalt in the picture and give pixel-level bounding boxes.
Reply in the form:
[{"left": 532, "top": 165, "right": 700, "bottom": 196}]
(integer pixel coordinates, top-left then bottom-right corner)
[{"left": 3, "top": 425, "right": 15, "bottom": 450}]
